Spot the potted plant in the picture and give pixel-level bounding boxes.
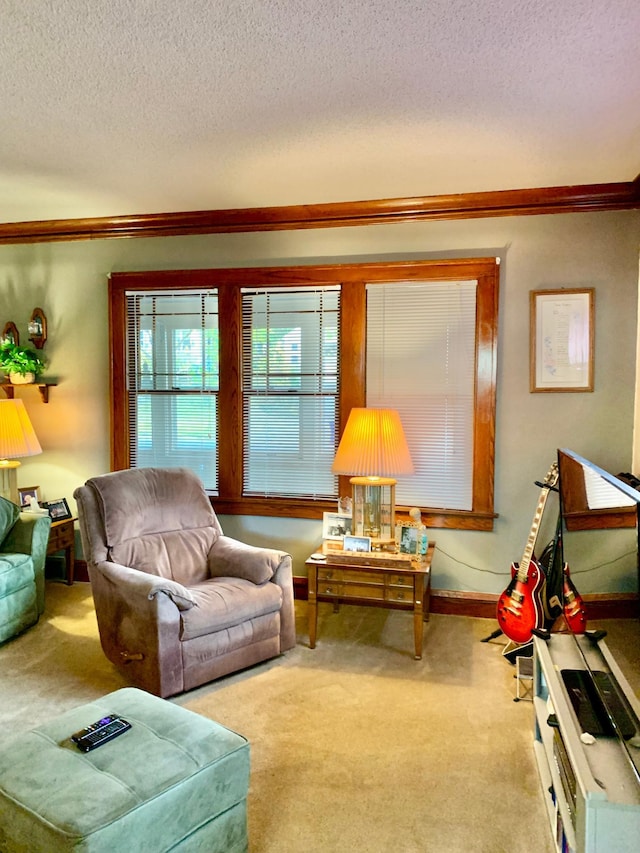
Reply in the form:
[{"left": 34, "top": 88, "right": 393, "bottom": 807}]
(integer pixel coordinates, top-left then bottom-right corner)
[{"left": 0, "top": 339, "right": 46, "bottom": 384}]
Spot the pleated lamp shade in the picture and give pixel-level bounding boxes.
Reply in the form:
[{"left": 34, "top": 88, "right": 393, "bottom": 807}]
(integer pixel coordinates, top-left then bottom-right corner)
[
  {"left": 332, "top": 408, "right": 413, "bottom": 543},
  {"left": 331, "top": 408, "right": 414, "bottom": 477},
  {"left": 0, "top": 399, "right": 42, "bottom": 505}
]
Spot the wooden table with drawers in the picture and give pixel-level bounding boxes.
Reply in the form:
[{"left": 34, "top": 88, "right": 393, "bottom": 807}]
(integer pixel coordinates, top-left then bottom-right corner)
[
  {"left": 305, "top": 541, "right": 435, "bottom": 659},
  {"left": 47, "top": 517, "right": 77, "bottom": 585}
]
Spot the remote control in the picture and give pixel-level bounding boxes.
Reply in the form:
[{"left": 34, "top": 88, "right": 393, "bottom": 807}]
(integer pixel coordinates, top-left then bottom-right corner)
[{"left": 71, "top": 714, "right": 132, "bottom": 752}]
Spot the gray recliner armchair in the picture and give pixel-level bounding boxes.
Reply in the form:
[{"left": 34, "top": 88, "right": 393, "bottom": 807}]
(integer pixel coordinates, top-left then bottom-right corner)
[{"left": 74, "top": 467, "right": 296, "bottom": 697}]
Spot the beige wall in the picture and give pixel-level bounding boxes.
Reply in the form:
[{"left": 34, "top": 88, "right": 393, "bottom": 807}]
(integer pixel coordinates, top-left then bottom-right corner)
[{"left": 1, "top": 209, "right": 639, "bottom": 594}]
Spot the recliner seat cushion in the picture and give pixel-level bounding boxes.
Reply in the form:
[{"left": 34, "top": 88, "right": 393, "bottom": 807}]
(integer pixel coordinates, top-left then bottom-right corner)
[{"left": 181, "top": 577, "right": 283, "bottom": 640}]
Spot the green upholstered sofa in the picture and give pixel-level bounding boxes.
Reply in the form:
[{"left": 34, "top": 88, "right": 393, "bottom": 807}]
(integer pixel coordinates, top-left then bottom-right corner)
[{"left": 0, "top": 495, "right": 51, "bottom": 643}]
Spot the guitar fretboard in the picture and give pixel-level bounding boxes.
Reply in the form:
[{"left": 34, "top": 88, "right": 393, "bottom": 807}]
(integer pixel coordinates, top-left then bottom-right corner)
[{"left": 516, "top": 464, "right": 558, "bottom": 583}]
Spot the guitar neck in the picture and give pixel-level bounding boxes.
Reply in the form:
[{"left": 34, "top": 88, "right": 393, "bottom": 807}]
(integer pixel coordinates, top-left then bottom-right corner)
[{"left": 517, "top": 488, "right": 552, "bottom": 581}]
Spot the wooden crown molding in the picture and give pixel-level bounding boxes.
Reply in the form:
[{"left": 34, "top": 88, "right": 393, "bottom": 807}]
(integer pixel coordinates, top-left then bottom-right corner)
[{"left": 1, "top": 176, "right": 639, "bottom": 245}]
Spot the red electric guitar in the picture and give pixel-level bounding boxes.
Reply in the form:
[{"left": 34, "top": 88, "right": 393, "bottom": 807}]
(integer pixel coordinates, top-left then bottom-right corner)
[
  {"left": 561, "top": 564, "right": 588, "bottom": 633},
  {"left": 496, "top": 464, "right": 558, "bottom": 644}
]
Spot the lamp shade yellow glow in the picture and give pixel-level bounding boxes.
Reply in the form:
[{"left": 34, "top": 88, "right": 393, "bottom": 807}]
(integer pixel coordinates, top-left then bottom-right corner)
[
  {"left": 0, "top": 399, "right": 42, "bottom": 459},
  {"left": 331, "top": 408, "right": 414, "bottom": 477},
  {"left": 0, "top": 399, "right": 42, "bottom": 505}
]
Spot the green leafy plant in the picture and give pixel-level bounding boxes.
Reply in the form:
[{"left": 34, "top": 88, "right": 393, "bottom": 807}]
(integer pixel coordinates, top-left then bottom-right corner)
[{"left": 0, "top": 339, "right": 46, "bottom": 378}]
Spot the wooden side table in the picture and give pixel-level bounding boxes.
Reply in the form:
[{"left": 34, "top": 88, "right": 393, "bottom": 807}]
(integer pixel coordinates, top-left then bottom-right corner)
[
  {"left": 47, "top": 517, "right": 77, "bottom": 585},
  {"left": 306, "top": 541, "right": 435, "bottom": 659}
]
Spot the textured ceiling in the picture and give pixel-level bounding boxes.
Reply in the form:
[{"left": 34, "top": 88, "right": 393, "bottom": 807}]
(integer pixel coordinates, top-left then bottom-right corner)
[{"left": 1, "top": 0, "right": 639, "bottom": 224}]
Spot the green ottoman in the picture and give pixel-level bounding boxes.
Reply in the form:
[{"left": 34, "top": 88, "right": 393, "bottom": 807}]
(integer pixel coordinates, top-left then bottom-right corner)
[{"left": 0, "top": 688, "right": 249, "bottom": 853}]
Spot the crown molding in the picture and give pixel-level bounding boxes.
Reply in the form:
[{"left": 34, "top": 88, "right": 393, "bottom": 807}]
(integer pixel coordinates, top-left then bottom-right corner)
[{"left": 0, "top": 177, "right": 639, "bottom": 245}]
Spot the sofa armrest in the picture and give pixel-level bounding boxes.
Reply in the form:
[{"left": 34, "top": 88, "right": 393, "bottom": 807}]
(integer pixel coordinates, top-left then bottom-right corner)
[
  {"left": 2, "top": 513, "right": 52, "bottom": 615},
  {"left": 3, "top": 512, "right": 51, "bottom": 563}
]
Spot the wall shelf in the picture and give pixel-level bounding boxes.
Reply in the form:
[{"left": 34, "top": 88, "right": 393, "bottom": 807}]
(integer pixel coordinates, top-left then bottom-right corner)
[{"left": 1, "top": 382, "right": 57, "bottom": 403}]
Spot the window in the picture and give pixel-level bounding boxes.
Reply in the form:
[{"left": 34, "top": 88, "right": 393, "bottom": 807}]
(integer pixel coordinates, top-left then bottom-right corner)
[
  {"left": 109, "top": 258, "right": 498, "bottom": 529},
  {"left": 242, "top": 287, "right": 340, "bottom": 498},
  {"left": 367, "top": 280, "right": 477, "bottom": 510},
  {"left": 125, "top": 290, "right": 219, "bottom": 490}
]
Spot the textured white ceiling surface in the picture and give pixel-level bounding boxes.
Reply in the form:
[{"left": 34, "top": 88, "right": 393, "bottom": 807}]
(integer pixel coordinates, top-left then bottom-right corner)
[{"left": 0, "top": 0, "right": 639, "bottom": 223}]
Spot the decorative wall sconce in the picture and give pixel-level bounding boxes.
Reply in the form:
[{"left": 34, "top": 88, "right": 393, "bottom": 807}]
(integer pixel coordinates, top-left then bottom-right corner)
[
  {"left": 1, "top": 322, "right": 19, "bottom": 345},
  {"left": 28, "top": 308, "right": 47, "bottom": 349}
]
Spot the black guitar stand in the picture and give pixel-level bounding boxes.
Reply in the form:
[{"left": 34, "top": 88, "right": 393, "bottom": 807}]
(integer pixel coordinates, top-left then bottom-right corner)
[{"left": 480, "top": 628, "right": 503, "bottom": 643}]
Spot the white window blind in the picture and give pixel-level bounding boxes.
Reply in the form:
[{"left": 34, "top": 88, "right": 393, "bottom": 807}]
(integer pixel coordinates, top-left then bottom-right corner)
[
  {"left": 366, "top": 280, "right": 477, "bottom": 510},
  {"left": 242, "top": 287, "right": 340, "bottom": 498},
  {"left": 126, "top": 290, "right": 219, "bottom": 492}
]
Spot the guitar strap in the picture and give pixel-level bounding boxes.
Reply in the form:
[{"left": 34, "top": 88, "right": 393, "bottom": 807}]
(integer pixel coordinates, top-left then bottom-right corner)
[{"left": 538, "top": 513, "right": 564, "bottom": 625}]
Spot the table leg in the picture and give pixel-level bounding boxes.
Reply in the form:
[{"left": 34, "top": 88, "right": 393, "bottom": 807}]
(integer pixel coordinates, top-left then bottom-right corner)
[
  {"left": 308, "top": 564, "right": 318, "bottom": 649},
  {"left": 65, "top": 539, "right": 75, "bottom": 585},
  {"left": 413, "top": 577, "right": 424, "bottom": 660}
]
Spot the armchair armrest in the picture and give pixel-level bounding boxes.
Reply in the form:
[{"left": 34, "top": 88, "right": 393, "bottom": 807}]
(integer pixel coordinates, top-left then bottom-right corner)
[
  {"left": 89, "top": 560, "right": 189, "bottom": 696},
  {"left": 207, "top": 537, "right": 296, "bottom": 652},
  {"left": 208, "top": 535, "right": 286, "bottom": 584},
  {"left": 98, "top": 561, "right": 196, "bottom": 610}
]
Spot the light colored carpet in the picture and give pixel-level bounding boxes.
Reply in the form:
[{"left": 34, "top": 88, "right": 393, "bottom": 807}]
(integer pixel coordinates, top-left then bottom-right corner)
[{"left": 2, "top": 582, "right": 638, "bottom": 852}]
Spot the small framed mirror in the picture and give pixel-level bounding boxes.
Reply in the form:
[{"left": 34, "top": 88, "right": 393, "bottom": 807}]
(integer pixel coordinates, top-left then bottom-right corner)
[
  {"left": 28, "top": 307, "right": 47, "bottom": 349},
  {"left": 2, "top": 321, "right": 19, "bottom": 345}
]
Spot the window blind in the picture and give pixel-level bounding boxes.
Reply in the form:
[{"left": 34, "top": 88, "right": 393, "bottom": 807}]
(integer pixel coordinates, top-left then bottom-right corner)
[
  {"left": 241, "top": 287, "right": 340, "bottom": 498},
  {"left": 126, "top": 290, "right": 219, "bottom": 492},
  {"left": 366, "top": 280, "right": 477, "bottom": 510}
]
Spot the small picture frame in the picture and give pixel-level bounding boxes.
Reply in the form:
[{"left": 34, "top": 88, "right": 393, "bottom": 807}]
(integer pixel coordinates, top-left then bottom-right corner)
[
  {"left": 18, "top": 486, "right": 40, "bottom": 508},
  {"left": 322, "top": 511, "right": 353, "bottom": 540},
  {"left": 343, "top": 534, "right": 371, "bottom": 553},
  {"left": 43, "top": 497, "right": 72, "bottom": 521},
  {"left": 396, "top": 523, "right": 429, "bottom": 556}
]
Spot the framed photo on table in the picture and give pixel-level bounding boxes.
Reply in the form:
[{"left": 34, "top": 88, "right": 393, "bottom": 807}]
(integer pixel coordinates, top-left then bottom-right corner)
[
  {"left": 322, "top": 511, "right": 353, "bottom": 540},
  {"left": 43, "top": 497, "right": 72, "bottom": 521},
  {"left": 18, "top": 486, "right": 40, "bottom": 508},
  {"left": 530, "top": 288, "right": 594, "bottom": 392},
  {"left": 343, "top": 535, "right": 371, "bottom": 553}
]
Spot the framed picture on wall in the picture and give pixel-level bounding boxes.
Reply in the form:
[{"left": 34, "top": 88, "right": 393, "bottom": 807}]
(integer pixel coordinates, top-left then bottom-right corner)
[{"left": 530, "top": 288, "right": 594, "bottom": 392}]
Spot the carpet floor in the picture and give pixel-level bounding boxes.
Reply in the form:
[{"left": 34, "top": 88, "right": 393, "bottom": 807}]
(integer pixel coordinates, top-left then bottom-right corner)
[{"left": 1, "top": 581, "right": 639, "bottom": 852}]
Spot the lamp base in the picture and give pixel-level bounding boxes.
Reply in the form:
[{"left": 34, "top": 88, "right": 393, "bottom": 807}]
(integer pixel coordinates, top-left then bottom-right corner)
[
  {"left": 0, "top": 460, "right": 20, "bottom": 506},
  {"left": 350, "top": 476, "right": 397, "bottom": 541}
]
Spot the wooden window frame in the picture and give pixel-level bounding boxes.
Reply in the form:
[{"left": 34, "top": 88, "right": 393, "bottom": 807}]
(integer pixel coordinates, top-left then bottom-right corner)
[{"left": 109, "top": 257, "right": 499, "bottom": 530}]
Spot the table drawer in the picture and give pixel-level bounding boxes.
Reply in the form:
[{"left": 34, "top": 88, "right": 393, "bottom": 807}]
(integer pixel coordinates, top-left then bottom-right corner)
[
  {"left": 385, "top": 584, "right": 413, "bottom": 603},
  {"left": 48, "top": 523, "right": 74, "bottom": 551},
  {"left": 319, "top": 567, "right": 386, "bottom": 584},
  {"left": 317, "top": 580, "right": 386, "bottom": 601},
  {"left": 386, "top": 573, "right": 413, "bottom": 588}
]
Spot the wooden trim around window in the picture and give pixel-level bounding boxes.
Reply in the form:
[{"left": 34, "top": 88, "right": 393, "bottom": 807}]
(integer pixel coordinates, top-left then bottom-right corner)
[
  {"left": 2, "top": 178, "right": 639, "bottom": 245},
  {"left": 109, "top": 257, "right": 499, "bottom": 529}
]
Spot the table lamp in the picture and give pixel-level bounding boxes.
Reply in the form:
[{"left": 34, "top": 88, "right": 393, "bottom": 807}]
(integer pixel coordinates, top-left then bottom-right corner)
[
  {"left": 332, "top": 408, "right": 414, "bottom": 545},
  {"left": 0, "top": 399, "right": 42, "bottom": 505}
]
